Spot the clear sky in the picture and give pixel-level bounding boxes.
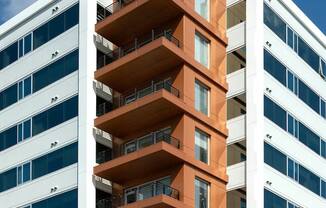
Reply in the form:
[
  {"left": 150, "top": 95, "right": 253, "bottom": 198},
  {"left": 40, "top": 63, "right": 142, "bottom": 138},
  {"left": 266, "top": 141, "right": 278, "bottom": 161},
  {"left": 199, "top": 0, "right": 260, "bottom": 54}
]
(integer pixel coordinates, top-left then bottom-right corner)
[{"left": 0, "top": 0, "right": 325, "bottom": 35}]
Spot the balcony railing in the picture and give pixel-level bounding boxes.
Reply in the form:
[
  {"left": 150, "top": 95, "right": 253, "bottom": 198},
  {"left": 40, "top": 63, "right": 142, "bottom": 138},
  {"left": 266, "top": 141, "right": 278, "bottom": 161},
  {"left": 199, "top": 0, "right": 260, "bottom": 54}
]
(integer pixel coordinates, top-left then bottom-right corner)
[
  {"left": 111, "top": 181, "right": 179, "bottom": 206},
  {"left": 121, "top": 129, "right": 180, "bottom": 156},
  {"left": 96, "top": 198, "right": 112, "bottom": 208},
  {"left": 96, "top": 79, "right": 180, "bottom": 116},
  {"left": 97, "top": 29, "right": 181, "bottom": 69},
  {"left": 97, "top": 0, "right": 134, "bottom": 22}
]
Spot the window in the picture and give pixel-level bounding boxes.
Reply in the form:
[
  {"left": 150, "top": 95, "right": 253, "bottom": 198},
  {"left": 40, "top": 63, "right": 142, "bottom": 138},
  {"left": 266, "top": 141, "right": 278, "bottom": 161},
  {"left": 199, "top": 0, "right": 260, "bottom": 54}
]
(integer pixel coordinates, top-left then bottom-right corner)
[
  {"left": 195, "top": 129, "right": 209, "bottom": 163},
  {"left": 195, "top": 80, "right": 209, "bottom": 115},
  {"left": 298, "top": 80, "right": 320, "bottom": 114},
  {"left": 49, "top": 13, "right": 65, "bottom": 40},
  {"left": 321, "top": 180, "right": 326, "bottom": 199},
  {"left": 321, "top": 59, "right": 326, "bottom": 78},
  {"left": 195, "top": 178, "right": 209, "bottom": 208},
  {"left": 24, "top": 34, "right": 32, "bottom": 55},
  {"left": 321, "top": 140, "right": 326, "bottom": 159},
  {"left": 264, "top": 143, "right": 287, "bottom": 175},
  {"left": 0, "top": 126, "right": 17, "bottom": 151},
  {"left": 321, "top": 100, "right": 326, "bottom": 118},
  {"left": 264, "top": 96, "right": 287, "bottom": 131},
  {"left": 0, "top": 84, "right": 18, "bottom": 110},
  {"left": 33, "top": 49, "right": 79, "bottom": 92},
  {"left": 287, "top": 158, "right": 299, "bottom": 181},
  {"left": 0, "top": 168, "right": 17, "bottom": 192},
  {"left": 17, "top": 163, "right": 31, "bottom": 185},
  {"left": 0, "top": 42, "right": 18, "bottom": 70},
  {"left": 33, "top": 23, "right": 49, "bottom": 50},
  {"left": 264, "top": 4, "right": 286, "bottom": 42},
  {"left": 298, "top": 123, "right": 320, "bottom": 155},
  {"left": 299, "top": 165, "right": 320, "bottom": 195},
  {"left": 240, "top": 198, "right": 246, "bottom": 208},
  {"left": 264, "top": 190, "right": 287, "bottom": 208},
  {"left": 287, "top": 26, "right": 293, "bottom": 49},
  {"left": 32, "top": 142, "right": 78, "bottom": 180},
  {"left": 195, "top": 0, "right": 209, "bottom": 20},
  {"left": 287, "top": 114, "right": 298, "bottom": 138},
  {"left": 298, "top": 37, "right": 320, "bottom": 73},
  {"left": 32, "top": 189, "right": 78, "bottom": 208},
  {"left": 65, "top": 4, "right": 79, "bottom": 30},
  {"left": 264, "top": 50, "right": 286, "bottom": 86},
  {"left": 32, "top": 95, "right": 78, "bottom": 136},
  {"left": 195, "top": 32, "right": 209, "bottom": 68}
]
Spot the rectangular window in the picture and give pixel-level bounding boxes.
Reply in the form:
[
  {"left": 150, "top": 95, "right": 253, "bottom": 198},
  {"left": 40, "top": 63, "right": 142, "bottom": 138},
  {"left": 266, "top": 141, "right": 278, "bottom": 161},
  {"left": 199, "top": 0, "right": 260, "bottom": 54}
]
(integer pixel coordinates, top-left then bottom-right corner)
[
  {"left": 0, "top": 168, "right": 17, "bottom": 192},
  {"left": 264, "top": 50, "right": 287, "bottom": 86},
  {"left": 24, "top": 34, "right": 32, "bottom": 55},
  {"left": 49, "top": 13, "right": 65, "bottom": 40},
  {"left": 287, "top": 70, "right": 294, "bottom": 92},
  {"left": 264, "top": 4, "right": 286, "bottom": 42},
  {"left": 321, "top": 140, "right": 326, "bottom": 159},
  {"left": 298, "top": 80, "right": 320, "bottom": 114},
  {"left": 195, "top": 32, "right": 209, "bottom": 68},
  {"left": 195, "top": 129, "right": 209, "bottom": 163},
  {"left": 264, "top": 96, "right": 287, "bottom": 131},
  {"left": 195, "top": 80, "right": 209, "bottom": 115},
  {"left": 0, "top": 126, "right": 18, "bottom": 151},
  {"left": 321, "top": 100, "right": 326, "bottom": 118},
  {"left": 195, "top": 0, "right": 209, "bottom": 20},
  {"left": 321, "top": 59, "right": 326, "bottom": 78},
  {"left": 299, "top": 165, "right": 320, "bottom": 195},
  {"left": 321, "top": 180, "right": 326, "bottom": 199},
  {"left": 195, "top": 178, "right": 209, "bottom": 208},
  {"left": 23, "top": 119, "right": 31, "bottom": 140},
  {"left": 0, "top": 84, "right": 18, "bottom": 110},
  {"left": 23, "top": 77, "right": 32, "bottom": 97},
  {"left": 18, "top": 39, "right": 24, "bottom": 58},
  {"left": 287, "top": 26, "right": 293, "bottom": 49},
  {"left": 298, "top": 123, "right": 320, "bottom": 155},
  {"left": 298, "top": 37, "right": 320, "bottom": 73},
  {"left": 0, "top": 42, "right": 18, "bottom": 70},
  {"left": 264, "top": 142, "right": 287, "bottom": 175},
  {"left": 31, "top": 188, "right": 77, "bottom": 208},
  {"left": 264, "top": 190, "right": 287, "bottom": 208},
  {"left": 240, "top": 198, "right": 246, "bottom": 208},
  {"left": 287, "top": 114, "right": 294, "bottom": 136}
]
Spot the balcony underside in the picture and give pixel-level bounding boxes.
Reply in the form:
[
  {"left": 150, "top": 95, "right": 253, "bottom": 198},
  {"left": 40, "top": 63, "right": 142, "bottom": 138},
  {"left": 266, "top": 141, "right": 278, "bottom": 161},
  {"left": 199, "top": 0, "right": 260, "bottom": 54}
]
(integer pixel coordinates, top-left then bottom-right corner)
[
  {"left": 96, "top": 0, "right": 184, "bottom": 44},
  {"left": 94, "top": 142, "right": 184, "bottom": 184},
  {"left": 94, "top": 90, "right": 186, "bottom": 137},
  {"left": 95, "top": 38, "right": 184, "bottom": 92}
]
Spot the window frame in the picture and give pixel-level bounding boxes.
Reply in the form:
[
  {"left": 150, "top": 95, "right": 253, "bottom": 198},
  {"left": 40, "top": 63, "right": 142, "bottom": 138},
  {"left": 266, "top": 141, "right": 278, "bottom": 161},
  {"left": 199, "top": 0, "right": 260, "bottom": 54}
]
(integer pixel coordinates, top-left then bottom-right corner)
[
  {"left": 195, "top": 79, "right": 210, "bottom": 116},
  {"left": 194, "top": 31, "right": 210, "bottom": 69},
  {"left": 195, "top": 0, "right": 210, "bottom": 21},
  {"left": 195, "top": 128, "right": 210, "bottom": 164},
  {"left": 195, "top": 177, "right": 210, "bottom": 208}
]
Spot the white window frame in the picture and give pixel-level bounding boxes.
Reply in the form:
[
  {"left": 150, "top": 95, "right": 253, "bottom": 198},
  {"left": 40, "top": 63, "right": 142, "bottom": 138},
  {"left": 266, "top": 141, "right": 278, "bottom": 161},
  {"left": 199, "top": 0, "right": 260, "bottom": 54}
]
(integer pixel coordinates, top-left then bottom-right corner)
[
  {"left": 195, "top": 32, "right": 210, "bottom": 69},
  {"left": 195, "top": 128, "right": 210, "bottom": 164}
]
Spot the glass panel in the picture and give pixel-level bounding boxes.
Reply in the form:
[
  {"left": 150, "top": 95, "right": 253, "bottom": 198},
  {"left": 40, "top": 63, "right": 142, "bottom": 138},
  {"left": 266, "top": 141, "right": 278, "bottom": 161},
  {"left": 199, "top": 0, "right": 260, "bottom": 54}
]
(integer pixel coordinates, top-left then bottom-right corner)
[
  {"left": 264, "top": 50, "right": 287, "bottom": 86},
  {"left": 264, "top": 96, "right": 287, "bottom": 131},
  {"left": 299, "top": 165, "right": 320, "bottom": 195},
  {"left": 0, "top": 84, "right": 18, "bottom": 110},
  {"left": 125, "top": 141, "right": 136, "bottom": 154},
  {"left": 298, "top": 80, "right": 320, "bottom": 114},
  {"left": 195, "top": 80, "right": 209, "bottom": 115},
  {"left": 24, "top": 34, "right": 32, "bottom": 55},
  {"left": 49, "top": 13, "right": 65, "bottom": 40},
  {"left": 195, "top": 178, "right": 208, "bottom": 208},
  {"left": 0, "top": 168, "right": 17, "bottom": 192},
  {"left": 125, "top": 188, "right": 137, "bottom": 204},
  {"left": 32, "top": 110, "right": 48, "bottom": 136},
  {"left": 138, "top": 183, "right": 154, "bottom": 200},
  {"left": 321, "top": 180, "right": 326, "bottom": 199},
  {"left": 0, "top": 42, "right": 18, "bottom": 70},
  {"left": 18, "top": 81, "right": 23, "bottom": 100},
  {"left": 264, "top": 142, "right": 287, "bottom": 175},
  {"left": 287, "top": 27, "right": 293, "bottom": 49},
  {"left": 138, "top": 134, "right": 154, "bottom": 149},
  {"left": 240, "top": 198, "right": 246, "bottom": 208},
  {"left": 195, "top": 129, "right": 209, "bottom": 163},
  {"left": 298, "top": 123, "right": 320, "bottom": 155},
  {"left": 156, "top": 177, "right": 171, "bottom": 196},
  {"left": 23, "top": 163, "right": 30, "bottom": 183},
  {"left": 321, "top": 100, "right": 326, "bottom": 118},
  {"left": 0, "top": 126, "right": 18, "bottom": 151},
  {"left": 287, "top": 114, "right": 294, "bottom": 135},
  {"left": 65, "top": 4, "right": 79, "bottom": 30},
  {"left": 24, "top": 77, "right": 32, "bottom": 97},
  {"left": 298, "top": 37, "right": 319, "bottom": 72},
  {"left": 264, "top": 4, "right": 286, "bottom": 42},
  {"left": 33, "top": 23, "right": 49, "bottom": 50},
  {"left": 18, "top": 123, "right": 23, "bottom": 142},
  {"left": 195, "top": 33, "right": 209, "bottom": 68},
  {"left": 294, "top": 33, "right": 298, "bottom": 53},
  {"left": 264, "top": 189, "right": 287, "bottom": 208},
  {"left": 321, "top": 140, "right": 326, "bottom": 158},
  {"left": 287, "top": 71, "right": 294, "bottom": 92},
  {"left": 17, "top": 166, "right": 22, "bottom": 185},
  {"left": 287, "top": 158, "right": 294, "bottom": 179},
  {"left": 32, "top": 189, "right": 78, "bottom": 208},
  {"left": 19, "top": 39, "right": 24, "bottom": 58},
  {"left": 195, "top": 0, "right": 209, "bottom": 20}
]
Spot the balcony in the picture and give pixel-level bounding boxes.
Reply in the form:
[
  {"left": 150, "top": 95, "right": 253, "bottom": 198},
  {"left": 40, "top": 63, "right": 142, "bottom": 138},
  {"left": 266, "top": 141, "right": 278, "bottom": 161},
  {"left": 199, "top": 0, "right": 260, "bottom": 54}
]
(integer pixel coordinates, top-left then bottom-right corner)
[
  {"left": 95, "top": 80, "right": 185, "bottom": 137},
  {"left": 227, "top": 161, "right": 246, "bottom": 191},
  {"left": 227, "top": 68, "right": 245, "bottom": 98},
  {"left": 96, "top": 0, "right": 185, "bottom": 44},
  {"left": 94, "top": 141, "right": 185, "bottom": 184},
  {"left": 227, "top": 115, "right": 245, "bottom": 145},
  {"left": 95, "top": 29, "right": 183, "bottom": 92}
]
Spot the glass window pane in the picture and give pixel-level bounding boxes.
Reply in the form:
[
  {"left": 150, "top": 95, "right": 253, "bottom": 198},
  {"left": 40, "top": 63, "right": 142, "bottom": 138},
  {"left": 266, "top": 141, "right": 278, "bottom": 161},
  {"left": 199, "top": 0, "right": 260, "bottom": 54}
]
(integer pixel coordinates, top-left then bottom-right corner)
[
  {"left": 24, "top": 77, "right": 32, "bottom": 97},
  {"left": 298, "top": 37, "right": 320, "bottom": 73},
  {"left": 264, "top": 50, "right": 287, "bottom": 86},
  {"left": 321, "top": 140, "right": 326, "bottom": 158},
  {"left": 264, "top": 189, "right": 286, "bottom": 208},
  {"left": 24, "top": 34, "right": 32, "bottom": 55},
  {"left": 287, "top": 158, "right": 294, "bottom": 179},
  {"left": 32, "top": 110, "right": 48, "bottom": 136},
  {"left": 195, "top": 129, "right": 209, "bottom": 163},
  {"left": 23, "top": 120, "right": 31, "bottom": 139},
  {"left": 0, "top": 42, "right": 18, "bottom": 70},
  {"left": 298, "top": 80, "right": 320, "bottom": 114},
  {"left": 138, "top": 183, "right": 154, "bottom": 200},
  {"left": 287, "top": 71, "right": 294, "bottom": 92},
  {"left": 17, "top": 166, "right": 22, "bottom": 185},
  {"left": 195, "top": 0, "right": 209, "bottom": 20},
  {"left": 49, "top": 13, "right": 65, "bottom": 40},
  {"left": 64, "top": 49, "right": 79, "bottom": 75},
  {"left": 298, "top": 123, "right": 320, "bottom": 155},
  {"left": 321, "top": 100, "right": 325, "bottom": 118},
  {"left": 287, "top": 27, "right": 293, "bottom": 48},
  {"left": 195, "top": 33, "right": 209, "bottom": 68},
  {"left": 264, "top": 142, "right": 287, "bottom": 175},
  {"left": 195, "top": 178, "right": 208, "bottom": 208},
  {"left": 299, "top": 165, "right": 320, "bottom": 195},
  {"left": 264, "top": 4, "right": 286, "bottom": 42},
  {"left": 287, "top": 114, "right": 294, "bottom": 135},
  {"left": 0, "top": 126, "right": 18, "bottom": 151},
  {"left": 63, "top": 95, "right": 78, "bottom": 121},
  {"left": 321, "top": 180, "right": 326, "bottom": 199},
  {"left": 33, "top": 23, "right": 49, "bottom": 50},
  {"left": 195, "top": 81, "right": 209, "bottom": 115},
  {"left": 23, "top": 163, "right": 30, "bottom": 183},
  {"left": 18, "top": 123, "right": 23, "bottom": 143},
  {"left": 65, "top": 4, "right": 79, "bottom": 30},
  {"left": 19, "top": 39, "right": 24, "bottom": 58},
  {"left": 47, "top": 103, "right": 64, "bottom": 129},
  {"left": 264, "top": 96, "right": 287, "bottom": 131},
  {"left": 0, "top": 84, "right": 18, "bottom": 110},
  {"left": 0, "top": 168, "right": 17, "bottom": 192},
  {"left": 18, "top": 81, "right": 23, "bottom": 100}
]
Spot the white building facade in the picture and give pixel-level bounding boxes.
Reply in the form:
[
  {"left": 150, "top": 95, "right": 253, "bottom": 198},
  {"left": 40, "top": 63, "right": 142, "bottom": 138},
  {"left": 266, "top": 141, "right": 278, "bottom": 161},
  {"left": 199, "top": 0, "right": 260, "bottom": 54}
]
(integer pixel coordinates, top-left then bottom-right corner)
[{"left": 226, "top": 0, "right": 326, "bottom": 208}]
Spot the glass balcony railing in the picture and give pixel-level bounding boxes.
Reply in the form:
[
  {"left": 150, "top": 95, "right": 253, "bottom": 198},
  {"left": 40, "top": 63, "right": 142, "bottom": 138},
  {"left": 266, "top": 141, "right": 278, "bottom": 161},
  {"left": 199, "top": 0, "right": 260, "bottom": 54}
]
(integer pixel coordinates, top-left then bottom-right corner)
[
  {"left": 97, "top": 0, "right": 134, "bottom": 22},
  {"left": 96, "top": 79, "right": 180, "bottom": 116},
  {"left": 97, "top": 29, "right": 181, "bottom": 69}
]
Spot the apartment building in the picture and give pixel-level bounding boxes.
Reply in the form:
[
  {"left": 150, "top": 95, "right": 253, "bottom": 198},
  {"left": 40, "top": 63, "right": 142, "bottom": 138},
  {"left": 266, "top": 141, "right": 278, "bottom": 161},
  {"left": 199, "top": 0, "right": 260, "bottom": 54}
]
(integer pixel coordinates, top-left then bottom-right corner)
[
  {"left": 0, "top": 0, "right": 228, "bottom": 207},
  {"left": 226, "top": 0, "right": 326, "bottom": 208}
]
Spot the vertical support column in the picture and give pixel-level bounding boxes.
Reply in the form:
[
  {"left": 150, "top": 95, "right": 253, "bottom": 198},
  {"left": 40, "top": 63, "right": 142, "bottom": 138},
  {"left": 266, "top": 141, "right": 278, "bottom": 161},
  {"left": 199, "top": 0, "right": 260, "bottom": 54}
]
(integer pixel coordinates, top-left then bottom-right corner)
[
  {"left": 246, "top": 0, "right": 264, "bottom": 207},
  {"left": 78, "top": 0, "right": 98, "bottom": 207}
]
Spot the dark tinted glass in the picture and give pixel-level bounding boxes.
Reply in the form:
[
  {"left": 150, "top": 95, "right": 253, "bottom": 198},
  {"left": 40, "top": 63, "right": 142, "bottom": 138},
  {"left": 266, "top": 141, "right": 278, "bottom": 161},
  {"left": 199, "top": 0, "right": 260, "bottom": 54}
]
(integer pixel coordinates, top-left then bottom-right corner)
[
  {"left": 32, "top": 110, "right": 48, "bottom": 136},
  {"left": 24, "top": 77, "right": 32, "bottom": 97},
  {"left": 63, "top": 95, "right": 78, "bottom": 120},
  {"left": 49, "top": 13, "right": 65, "bottom": 40},
  {"left": 0, "top": 126, "right": 17, "bottom": 151},
  {"left": 33, "top": 23, "right": 49, "bottom": 50},
  {"left": 298, "top": 37, "right": 320, "bottom": 73},
  {"left": 298, "top": 80, "right": 320, "bottom": 114},
  {"left": 264, "top": 189, "right": 286, "bottom": 208},
  {"left": 19, "top": 39, "right": 24, "bottom": 58},
  {"left": 264, "top": 4, "right": 286, "bottom": 42},
  {"left": 322, "top": 140, "right": 326, "bottom": 159},
  {"left": 65, "top": 4, "right": 79, "bottom": 30},
  {"left": 0, "top": 168, "right": 17, "bottom": 192},
  {"left": 0, "top": 42, "right": 18, "bottom": 70},
  {"left": 64, "top": 50, "right": 79, "bottom": 74},
  {"left": 299, "top": 165, "right": 320, "bottom": 195},
  {"left": 32, "top": 142, "right": 78, "bottom": 179},
  {"left": 24, "top": 34, "right": 32, "bottom": 54},
  {"left": 298, "top": 123, "right": 320, "bottom": 154},
  {"left": 264, "top": 96, "right": 287, "bottom": 130},
  {"left": 287, "top": 27, "right": 293, "bottom": 48},
  {"left": 0, "top": 84, "right": 18, "bottom": 110},
  {"left": 47, "top": 102, "right": 64, "bottom": 129},
  {"left": 32, "top": 189, "right": 78, "bottom": 208},
  {"left": 264, "top": 50, "right": 286, "bottom": 86},
  {"left": 264, "top": 143, "right": 287, "bottom": 175},
  {"left": 23, "top": 120, "right": 31, "bottom": 139},
  {"left": 23, "top": 163, "right": 30, "bottom": 182},
  {"left": 321, "top": 180, "right": 326, "bottom": 199}
]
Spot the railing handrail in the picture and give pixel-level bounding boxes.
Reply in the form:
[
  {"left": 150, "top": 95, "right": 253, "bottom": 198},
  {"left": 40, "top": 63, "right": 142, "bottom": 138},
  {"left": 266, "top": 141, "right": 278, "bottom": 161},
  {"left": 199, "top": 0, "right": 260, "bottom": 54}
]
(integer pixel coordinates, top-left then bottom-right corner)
[
  {"left": 97, "top": 28, "right": 182, "bottom": 69},
  {"left": 97, "top": 0, "right": 135, "bottom": 22}
]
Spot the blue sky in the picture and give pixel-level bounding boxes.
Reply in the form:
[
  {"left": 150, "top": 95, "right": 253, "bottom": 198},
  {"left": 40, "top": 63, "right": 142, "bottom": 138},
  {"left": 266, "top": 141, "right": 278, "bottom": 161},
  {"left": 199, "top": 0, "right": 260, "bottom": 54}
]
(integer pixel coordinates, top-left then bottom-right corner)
[{"left": 0, "top": 0, "right": 325, "bottom": 35}]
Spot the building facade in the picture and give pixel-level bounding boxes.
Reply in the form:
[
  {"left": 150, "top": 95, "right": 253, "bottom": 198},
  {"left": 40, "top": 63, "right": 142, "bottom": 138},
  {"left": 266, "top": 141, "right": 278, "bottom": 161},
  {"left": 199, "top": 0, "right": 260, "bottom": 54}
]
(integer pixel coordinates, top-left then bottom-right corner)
[
  {"left": 226, "top": 0, "right": 326, "bottom": 208},
  {"left": 0, "top": 0, "right": 325, "bottom": 208}
]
